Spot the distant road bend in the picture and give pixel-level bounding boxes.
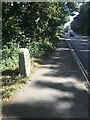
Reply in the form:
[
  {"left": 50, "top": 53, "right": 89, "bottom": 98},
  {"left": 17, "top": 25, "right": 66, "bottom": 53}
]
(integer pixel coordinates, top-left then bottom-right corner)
[{"left": 65, "top": 34, "right": 90, "bottom": 82}]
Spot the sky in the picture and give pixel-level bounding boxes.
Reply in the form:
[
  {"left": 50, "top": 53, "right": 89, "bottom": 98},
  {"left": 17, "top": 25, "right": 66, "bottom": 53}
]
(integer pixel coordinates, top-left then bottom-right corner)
[{"left": 64, "top": 12, "right": 79, "bottom": 28}]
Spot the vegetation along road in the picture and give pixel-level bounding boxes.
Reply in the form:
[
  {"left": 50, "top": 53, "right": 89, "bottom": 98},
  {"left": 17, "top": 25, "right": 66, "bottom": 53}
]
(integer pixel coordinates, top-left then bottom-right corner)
[{"left": 1, "top": 2, "right": 90, "bottom": 119}]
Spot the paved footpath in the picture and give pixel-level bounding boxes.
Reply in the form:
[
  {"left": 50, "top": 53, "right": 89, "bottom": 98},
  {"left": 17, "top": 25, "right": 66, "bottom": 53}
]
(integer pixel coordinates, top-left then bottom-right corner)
[{"left": 2, "top": 39, "right": 88, "bottom": 119}]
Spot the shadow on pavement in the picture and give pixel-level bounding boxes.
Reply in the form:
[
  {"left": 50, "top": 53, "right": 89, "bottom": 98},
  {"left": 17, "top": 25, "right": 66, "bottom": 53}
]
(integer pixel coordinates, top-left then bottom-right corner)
[
  {"left": 2, "top": 81, "right": 88, "bottom": 118},
  {"left": 2, "top": 40, "right": 88, "bottom": 119}
]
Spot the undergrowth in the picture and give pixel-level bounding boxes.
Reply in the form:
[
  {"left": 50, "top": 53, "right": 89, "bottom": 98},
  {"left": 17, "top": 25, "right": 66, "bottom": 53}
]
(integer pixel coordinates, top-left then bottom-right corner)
[{"left": 1, "top": 38, "right": 60, "bottom": 103}]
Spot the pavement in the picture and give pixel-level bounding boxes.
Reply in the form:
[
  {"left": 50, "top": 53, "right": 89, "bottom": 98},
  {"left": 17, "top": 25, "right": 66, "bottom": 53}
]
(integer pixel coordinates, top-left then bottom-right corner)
[{"left": 2, "top": 39, "right": 88, "bottom": 119}]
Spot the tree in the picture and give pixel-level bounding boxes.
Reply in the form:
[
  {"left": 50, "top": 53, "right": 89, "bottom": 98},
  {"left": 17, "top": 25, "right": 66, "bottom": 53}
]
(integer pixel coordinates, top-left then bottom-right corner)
[
  {"left": 2, "top": 2, "right": 79, "bottom": 46},
  {"left": 71, "top": 2, "right": 90, "bottom": 35}
]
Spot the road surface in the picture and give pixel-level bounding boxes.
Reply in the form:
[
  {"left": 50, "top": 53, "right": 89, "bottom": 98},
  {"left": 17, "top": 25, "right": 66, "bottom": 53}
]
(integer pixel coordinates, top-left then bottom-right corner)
[{"left": 65, "top": 34, "right": 90, "bottom": 82}]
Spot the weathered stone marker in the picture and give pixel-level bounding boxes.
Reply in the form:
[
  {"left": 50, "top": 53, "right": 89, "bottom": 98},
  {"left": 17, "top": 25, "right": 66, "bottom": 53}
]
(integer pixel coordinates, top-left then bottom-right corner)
[{"left": 19, "top": 48, "right": 31, "bottom": 77}]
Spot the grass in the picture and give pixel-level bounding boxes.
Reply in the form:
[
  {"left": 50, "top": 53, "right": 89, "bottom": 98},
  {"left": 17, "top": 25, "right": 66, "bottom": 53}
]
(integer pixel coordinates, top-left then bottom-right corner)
[
  {"left": 1, "top": 58, "right": 40, "bottom": 105},
  {"left": 1, "top": 75, "right": 28, "bottom": 103}
]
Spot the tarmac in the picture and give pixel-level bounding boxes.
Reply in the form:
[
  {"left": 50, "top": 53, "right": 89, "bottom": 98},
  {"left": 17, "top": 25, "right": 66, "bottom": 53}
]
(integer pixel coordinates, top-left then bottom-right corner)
[{"left": 2, "top": 39, "right": 88, "bottom": 119}]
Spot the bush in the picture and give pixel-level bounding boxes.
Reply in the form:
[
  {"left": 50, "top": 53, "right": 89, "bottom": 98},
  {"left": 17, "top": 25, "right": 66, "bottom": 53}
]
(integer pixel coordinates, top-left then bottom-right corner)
[
  {"left": 0, "top": 42, "right": 20, "bottom": 72},
  {"left": 0, "top": 38, "right": 59, "bottom": 72},
  {"left": 28, "top": 40, "right": 55, "bottom": 57}
]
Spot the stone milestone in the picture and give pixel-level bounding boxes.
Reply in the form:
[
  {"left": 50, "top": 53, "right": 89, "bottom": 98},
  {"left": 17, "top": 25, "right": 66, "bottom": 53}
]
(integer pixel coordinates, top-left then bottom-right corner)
[{"left": 19, "top": 48, "right": 31, "bottom": 77}]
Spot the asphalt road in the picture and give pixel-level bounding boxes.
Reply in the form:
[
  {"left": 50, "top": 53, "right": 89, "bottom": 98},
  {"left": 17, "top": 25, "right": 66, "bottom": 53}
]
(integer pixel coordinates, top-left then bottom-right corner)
[{"left": 65, "top": 34, "right": 90, "bottom": 82}]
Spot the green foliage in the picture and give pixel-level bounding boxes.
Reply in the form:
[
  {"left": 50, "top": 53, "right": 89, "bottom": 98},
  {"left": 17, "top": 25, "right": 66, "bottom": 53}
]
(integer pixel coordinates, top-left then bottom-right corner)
[
  {"left": 71, "top": 2, "right": 90, "bottom": 35},
  {"left": 28, "top": 40, "right": 54, "bottom": 57},
  {"left": 1, "top": 2, "right": 79, "bottom": 102},
  {"left": 1, "top": 1, "right": 79, "bottom": 73},
  {"left": 2, "top": 2, "right": 79, "bottom": 46},
  {"left": 0, "top": 42, "right": 19, "bottom": 71},
  {"left": 2, "top": 90, "right": 12, "bottom": 99}
]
